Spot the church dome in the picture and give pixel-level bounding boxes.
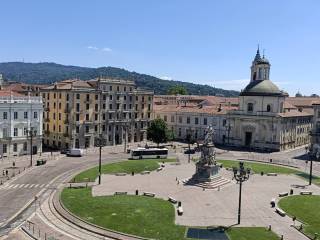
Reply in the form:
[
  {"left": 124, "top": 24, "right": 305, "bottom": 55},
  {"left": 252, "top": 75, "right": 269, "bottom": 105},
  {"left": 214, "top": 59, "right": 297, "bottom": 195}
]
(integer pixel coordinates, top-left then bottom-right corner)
[{"left": 240, "top": 80, "right": 288, "bottom": 96}]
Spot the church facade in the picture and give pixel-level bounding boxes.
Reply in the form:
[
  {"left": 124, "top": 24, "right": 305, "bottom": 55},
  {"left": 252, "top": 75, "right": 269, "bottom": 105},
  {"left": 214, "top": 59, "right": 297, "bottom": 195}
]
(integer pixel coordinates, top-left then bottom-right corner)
[{"left": 227, "top": 49, "right": 312, "bottom": 151}]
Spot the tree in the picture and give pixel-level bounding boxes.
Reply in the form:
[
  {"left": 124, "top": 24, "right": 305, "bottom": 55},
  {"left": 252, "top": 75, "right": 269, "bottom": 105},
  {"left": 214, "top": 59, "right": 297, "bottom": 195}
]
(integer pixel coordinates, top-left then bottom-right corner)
[
  {"left": 147, "top": 118, "right": 169, "bottom": 146},
  {"left": 167, "top": 85, "right": 188, "bottom": 95}
]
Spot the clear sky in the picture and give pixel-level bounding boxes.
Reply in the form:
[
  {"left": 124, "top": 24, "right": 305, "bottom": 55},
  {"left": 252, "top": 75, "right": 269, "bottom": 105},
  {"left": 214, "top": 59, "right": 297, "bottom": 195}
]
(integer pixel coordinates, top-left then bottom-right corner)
[{"left": 0, "top": 0, "right": 319, "bottom": 96}]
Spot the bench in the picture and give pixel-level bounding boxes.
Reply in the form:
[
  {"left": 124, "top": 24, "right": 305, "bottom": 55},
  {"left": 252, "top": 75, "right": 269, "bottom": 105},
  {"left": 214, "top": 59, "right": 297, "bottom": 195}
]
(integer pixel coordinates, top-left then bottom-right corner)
[
  {"left": 143, "top": 192, "right": 155, "bottom": 197},
  {"left": 115, "top": 173, "right": 127, "bottom": 176},
  {"left": 114, "top": 192, "right": 127, "bottom": 195},
  {"left": 300, "top": 191, "right": 312, "bottom": 195},
  {"left": 278, "top": 192, "right": 289, "bottom": 197},
  {"left": 275, "top": 207, "right": 286, "bottom": 217},
  {"left": 177, "top": 206, "right": 183, "bottom": 216},
  {"left": 291, "top": 184, "right": 306, "bottom": 189},
  {"left": 141, "top": 171, "right": 151, "bottom": 175},
  {"left": 168, "top": 197, "right": 178, "bottom": 204},
  {"left": 157, "top": 167, "right": 163, "bottom": 172},
  {"left": 267, "top": 173, "right": 278, "bottom": 176}
]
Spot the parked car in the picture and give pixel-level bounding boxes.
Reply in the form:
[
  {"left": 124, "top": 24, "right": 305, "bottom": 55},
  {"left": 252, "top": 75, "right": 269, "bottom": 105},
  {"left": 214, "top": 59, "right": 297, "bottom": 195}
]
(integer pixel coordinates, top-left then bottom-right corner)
[
  {"left": 60, "top": 149, "right": 70, "bottom": 154},
  {"left": 67, "top": 148, "right": 84, "bottom": 157},
  {"left": 184, "top": 148, "right": 196, "bottom": 154}
]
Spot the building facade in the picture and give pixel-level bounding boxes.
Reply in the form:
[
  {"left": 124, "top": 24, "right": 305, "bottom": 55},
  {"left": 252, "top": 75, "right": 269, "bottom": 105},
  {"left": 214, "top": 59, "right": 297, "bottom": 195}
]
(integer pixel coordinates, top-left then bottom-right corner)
[
  {"left": 227, "top": 49, "right": 312, "bottom": 151},
  {"left": 0, "top": 91, "right": 43, "bottom": 157},
  {"left": 41, "top": 78, "right": 153, "bottom": 149}
]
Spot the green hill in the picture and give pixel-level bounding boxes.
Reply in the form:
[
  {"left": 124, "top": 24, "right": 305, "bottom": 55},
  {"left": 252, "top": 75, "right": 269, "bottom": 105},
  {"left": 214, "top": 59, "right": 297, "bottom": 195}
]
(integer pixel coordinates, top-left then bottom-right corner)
[{"left": 0, "top": 62, "right": 239, "bottom": 96}]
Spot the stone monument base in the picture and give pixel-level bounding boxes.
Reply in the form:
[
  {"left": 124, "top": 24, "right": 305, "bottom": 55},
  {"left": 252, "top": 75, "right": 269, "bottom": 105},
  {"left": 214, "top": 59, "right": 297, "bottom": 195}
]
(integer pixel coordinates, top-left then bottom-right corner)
[{"left": 184, "top": 175, "right": 230, "bottom": 189}]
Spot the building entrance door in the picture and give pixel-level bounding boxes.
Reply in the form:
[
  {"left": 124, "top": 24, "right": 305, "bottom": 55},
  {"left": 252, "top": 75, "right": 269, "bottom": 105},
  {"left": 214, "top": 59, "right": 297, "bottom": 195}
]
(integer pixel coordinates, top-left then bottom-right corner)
[{"left": 245, "top": 132, "right": 252, "bottom": 147}]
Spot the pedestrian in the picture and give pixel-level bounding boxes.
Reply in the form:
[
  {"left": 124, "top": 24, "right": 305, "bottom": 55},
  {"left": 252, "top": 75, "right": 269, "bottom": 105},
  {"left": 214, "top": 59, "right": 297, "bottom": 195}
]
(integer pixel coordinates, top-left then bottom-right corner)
[{"left": 5, "top": 170, "right": 8, "bottom": 176}]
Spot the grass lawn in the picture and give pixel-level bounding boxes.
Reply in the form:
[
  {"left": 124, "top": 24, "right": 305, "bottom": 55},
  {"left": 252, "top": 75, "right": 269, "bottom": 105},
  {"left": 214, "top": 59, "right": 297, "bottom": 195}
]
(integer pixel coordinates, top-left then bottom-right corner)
[
  {"left": 73, "top": 158, "right": 176, "bottom": 182},
  {"left": 227, "top": 227, "right": 279, "bottom": 240},
  {"left": 279, "top": 195, "right": 320, "bottom": 239},
  {"left": 217, "top": 159, "right": 320, "bottom": 185},
  {"left": 61, "top": 187, "right": 186, "bottom": 240}
]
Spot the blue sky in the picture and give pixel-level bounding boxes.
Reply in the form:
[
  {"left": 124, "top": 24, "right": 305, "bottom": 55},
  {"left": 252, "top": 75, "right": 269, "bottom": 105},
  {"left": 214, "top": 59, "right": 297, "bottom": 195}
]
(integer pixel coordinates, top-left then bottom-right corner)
[{"left": 0, "top": 0, "right": 319, "bottom": 96}]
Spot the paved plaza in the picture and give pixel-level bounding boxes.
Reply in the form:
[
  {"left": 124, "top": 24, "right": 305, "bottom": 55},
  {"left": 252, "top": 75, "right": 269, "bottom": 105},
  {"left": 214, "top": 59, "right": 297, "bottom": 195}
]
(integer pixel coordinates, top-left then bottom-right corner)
[{"left": 94, "top": 154, "right": 320, "bottom": 240}]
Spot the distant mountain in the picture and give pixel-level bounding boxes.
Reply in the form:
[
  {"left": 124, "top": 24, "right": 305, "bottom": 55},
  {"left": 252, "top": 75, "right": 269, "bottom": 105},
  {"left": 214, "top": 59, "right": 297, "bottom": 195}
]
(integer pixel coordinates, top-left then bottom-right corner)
[{"left": 0, "top": 62, "right": 239, "bottom": 96}]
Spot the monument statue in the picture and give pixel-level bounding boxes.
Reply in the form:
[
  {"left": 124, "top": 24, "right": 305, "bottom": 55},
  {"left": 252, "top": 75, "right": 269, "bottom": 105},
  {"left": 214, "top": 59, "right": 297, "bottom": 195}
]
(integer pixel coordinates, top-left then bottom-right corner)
[{"left": 185, "top": 125, "right": 230, "bottom": 189}]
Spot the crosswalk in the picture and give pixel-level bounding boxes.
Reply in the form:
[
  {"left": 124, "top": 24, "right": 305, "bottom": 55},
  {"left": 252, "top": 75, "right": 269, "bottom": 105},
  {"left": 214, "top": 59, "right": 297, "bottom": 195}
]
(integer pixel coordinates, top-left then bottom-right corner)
[{"left": 0, "top": 183, "right": 50, "bottom": 190}]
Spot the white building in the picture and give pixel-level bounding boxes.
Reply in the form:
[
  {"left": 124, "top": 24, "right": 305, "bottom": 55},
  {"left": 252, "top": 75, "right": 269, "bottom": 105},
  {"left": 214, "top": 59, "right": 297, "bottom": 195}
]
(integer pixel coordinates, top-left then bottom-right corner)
[
  {"left": 228, "top": 49, "right": 312, "bottom": 151},
  {"left": 0, "top": 91, "right": 43, "bottom": 157}
]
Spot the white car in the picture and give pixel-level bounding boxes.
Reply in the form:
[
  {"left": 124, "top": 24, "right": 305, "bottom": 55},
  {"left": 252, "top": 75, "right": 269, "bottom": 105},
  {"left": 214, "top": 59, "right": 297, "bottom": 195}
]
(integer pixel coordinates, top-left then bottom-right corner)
[{"left": 67, "top": 148, "right": 84, "bottom": 157}]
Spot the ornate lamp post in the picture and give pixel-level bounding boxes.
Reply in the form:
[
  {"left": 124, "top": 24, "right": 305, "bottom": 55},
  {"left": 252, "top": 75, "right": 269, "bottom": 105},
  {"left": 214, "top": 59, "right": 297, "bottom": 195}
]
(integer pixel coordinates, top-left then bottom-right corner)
[
  {"left": 307, "top": 146, "right": 320, "bottom": 185},
  {"left": 27, "top": 128, "right": 37, "bottom": 167},
  {"left": 95, "top": 134, "right": 106, "bottom": 185},
  {"left": 186, "top": 128, "right": 194, "bottom": 163},
  {"left": 233, "top": 161, "right": 251, "bottom": 225}
]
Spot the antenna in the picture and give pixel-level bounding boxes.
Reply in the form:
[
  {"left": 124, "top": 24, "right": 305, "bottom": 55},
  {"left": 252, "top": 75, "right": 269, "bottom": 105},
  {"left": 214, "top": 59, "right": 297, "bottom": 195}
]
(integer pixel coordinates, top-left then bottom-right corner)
[{"left": 263, "top": 49, "right": 265, "bottom": 58}]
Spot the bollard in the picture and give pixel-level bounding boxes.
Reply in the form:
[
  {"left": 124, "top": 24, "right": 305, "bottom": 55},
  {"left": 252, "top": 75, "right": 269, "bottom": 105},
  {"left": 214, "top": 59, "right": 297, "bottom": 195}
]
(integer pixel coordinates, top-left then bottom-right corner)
[
  {"left": 280, "top": 235, "right": 283, "bottom": 240},
  {"left": 45, "top": 233, "right": 47, "bottom": 240},
  {"left": 178, "top": 201, "right": 182, "bottom": 207},
  {"left": 268, "top": 224, "right": 271, "bottom": 231},
  {"left": 69, "top": 183, "right": 71, "bottom": 188},
  {"left": 261, "top": 171, "right": 264, "bottom": 176},
  {"left": 38, "top": 229, "right": 40, "bottom": 237},
  {"left": 136, "top": 189, "right": 139, "bottom": 195},
  {"left": 86, "top": 183, "right": 88, "bottom": 188},
  {"left": 290, "top": 189, "right": 293, "bottom": 195}
]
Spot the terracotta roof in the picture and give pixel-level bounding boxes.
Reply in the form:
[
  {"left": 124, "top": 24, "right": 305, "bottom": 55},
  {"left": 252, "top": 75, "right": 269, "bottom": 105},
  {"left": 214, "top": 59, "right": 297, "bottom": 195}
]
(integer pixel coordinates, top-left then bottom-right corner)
[
  {"left": 278, "top": 110, "right": 313, "bottom": 118},
  {"left": 43, "top": 80, "right": 94, "bottom": 90},
  {"left": 0, "top": 90, "right": 24, "bottom": 97},
  {"left": 287, "top": 97, "right": 320, "bottom": 107},
  {"left": 154, "top": 104, "right": 237, "bottom": 115}
]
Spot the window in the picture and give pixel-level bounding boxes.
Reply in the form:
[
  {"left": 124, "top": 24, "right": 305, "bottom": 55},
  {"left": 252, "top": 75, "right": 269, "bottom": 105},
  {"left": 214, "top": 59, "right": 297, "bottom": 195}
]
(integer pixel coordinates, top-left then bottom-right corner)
[
  {"left": 59, "top": 113, "right": 61, "bottom": 120},
  {"left": 109, "top": 85, "right": 113, "bottom": 91},
  {"left": 76, "top": 103, "right": 80, "bottom": 112},
  {"left": 195, "top": 117, "right": 199, "bottom": 125},
  {"left": 178, "top": 128, "right": 181, "bottom": 137},
  {"left": 95, "top": 104, "right": 98, "bottom": 111},
  {"left": 3, "top": 128, "right": 8, "bottom": 138},
  {"left": 247, "top": 103, "right": 253, "bottom": 112},
  {"left": 76, "top": 126, "right": 80, "bottom": 133},
  {"left": 109, "top": 104, "right": 113, "bottom": 109},
  {"left": 117, "top": 95, "right": 120, "bottom": 101},
  {"left": 223, "top": 119, "right": 227, "bottom": 126},
  {"left": 171, "top": 115, "right": 175, "bottom": 122},
  {"left": 76, "top": 114, "right": 80, "bottom": 121},
  {"left": 34, "top": 112, "right": 38, "bottom": 119},
  {"left": 13, "top": 143, "right": 17, "bottom": 152},
  {"left": 85, "top": 126, "right": 89, "bottom": 133},
  {"left": 109, "top": 113, "right": 112, "bottom": 119},
  {"left": 24, "top": 127, "right": 27, "bottom": 136},
  {"left": 179, "top": 116, "right": 182, "bottom": 123},
  {"left": 109, "top": 95, "right": 113, "bottom": 100},
  {"left": 76, "top": 93, "right": 80, "bottom": 100},
  {"left": 117, "top": 86, "right": 120, "bottom": 91},
  {"left": 86, "top": 114, "right": 89, "bottom": 121},
  {"left": 23, "top": 142, "right": 27, "bottom": 151},
  {"left": 59, "top": 93, "right": 62, "bottom": 99},
  {"left": 66, "top": 94, "right": 69, "bottom": 101},
  {"left": 164, "top": 115, "right": 167, "bottom": 122},
  {"left": 86, "top": 94, "right": 90, "bottom": 101},
  {"left": 86, "top": 103, "right": 89, "bottom": 110},
  {"left": 95, "top": 125, "right": 98, "bottom": 132},
  {"left": 14, "top": 112, "right": 18, "bottom": 119},
  {"left": 3, "top": 112, "right": 7, "bottom": 120},
  {"left": 3, "top": 144, "right": 7, "bottom": 154},
  {"left": 204, "top": 118, "right": 207, "bottom": 125},
  {"left": 59, "top": 125, "right": 61, "bottom": 132},
  {"left": 95, "top": 94, "right": 98, "bottom": 100},
  {"left": 59, "top": 102, "right": 61, "bottom": 109},
  {"left": 187, "top": 117, "right": 190, "bottom": 124},
  {"left": 266, "top": 104, "right": 271, "bottom": 112},
  {"left": 14, "top": 128, "right": 18, "bottom": 136},
  {"left": 24, "top": 112, "right": 28, "bottom": 119},
  {"left": 95, "top": 114, "right": 98, "bottom": 121}
]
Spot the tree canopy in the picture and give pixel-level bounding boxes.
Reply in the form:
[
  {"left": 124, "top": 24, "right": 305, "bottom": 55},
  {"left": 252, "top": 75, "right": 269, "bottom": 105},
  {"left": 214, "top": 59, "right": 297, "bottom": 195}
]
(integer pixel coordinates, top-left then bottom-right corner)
[
  {"left": 147, "top": 118, "right": 169, "bottom": 146},
  {"left": 167, "top": 85, "right": 188, "bottom": 95}
]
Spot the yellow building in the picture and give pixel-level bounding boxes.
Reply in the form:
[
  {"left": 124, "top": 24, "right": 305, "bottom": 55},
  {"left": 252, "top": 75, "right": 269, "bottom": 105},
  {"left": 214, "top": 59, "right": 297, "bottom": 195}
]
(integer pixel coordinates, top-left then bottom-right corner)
[{"left": 41, "top": 78, "right": 153, "bottom": 149}]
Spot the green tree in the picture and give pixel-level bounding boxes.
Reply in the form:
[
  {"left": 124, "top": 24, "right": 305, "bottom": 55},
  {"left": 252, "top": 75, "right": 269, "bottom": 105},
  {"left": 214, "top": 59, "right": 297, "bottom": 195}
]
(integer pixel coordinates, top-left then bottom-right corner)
[
  {"left": 167, "top": 85, "right": 188, "bottom": 95},
  {"left": 147, "top": 118, "right": 169, "bottom": 146}
]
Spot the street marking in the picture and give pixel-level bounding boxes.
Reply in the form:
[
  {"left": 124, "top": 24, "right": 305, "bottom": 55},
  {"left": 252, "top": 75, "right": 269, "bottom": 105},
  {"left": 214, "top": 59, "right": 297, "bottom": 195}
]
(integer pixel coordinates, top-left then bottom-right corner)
[
  {"left": 34, "top": 184, "right": 39, "bottom": 188},
  {"left": 7, "top": 185, "right": 14, "bottom": 189},
  {"left": 12, "top": 184, "right": 19, "bottom": 189},
  {"left": 29, "top": 184, "right": 35, "bottom": 188},
  {"left": 19, "top": 184, "right": 25, "bottom": 188},
  {"left": 24, "top": 184, "right": 30, "bottom": 188},
  {"left": 45, "top": 184, "right": 50, "bottom": 188},
  {"left": 39, "top": 184, "right": 45, "bottom": 188}
]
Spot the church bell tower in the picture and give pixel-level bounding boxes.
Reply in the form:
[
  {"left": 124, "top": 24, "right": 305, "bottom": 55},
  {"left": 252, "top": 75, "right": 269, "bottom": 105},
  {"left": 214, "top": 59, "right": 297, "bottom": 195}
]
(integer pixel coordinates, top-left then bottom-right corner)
[{"left": 250, "top": 47, "right": 271, "bottom": 82}]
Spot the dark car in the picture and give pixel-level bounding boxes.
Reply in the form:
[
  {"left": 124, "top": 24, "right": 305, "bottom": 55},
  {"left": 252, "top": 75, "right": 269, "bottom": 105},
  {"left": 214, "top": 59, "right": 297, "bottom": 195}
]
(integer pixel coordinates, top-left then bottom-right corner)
[
  {"left": 184, "top": 149, "right": 196, "bottom": 154},
  {"left": 60, "top": 149, "right": 70, "bottom": 155}
]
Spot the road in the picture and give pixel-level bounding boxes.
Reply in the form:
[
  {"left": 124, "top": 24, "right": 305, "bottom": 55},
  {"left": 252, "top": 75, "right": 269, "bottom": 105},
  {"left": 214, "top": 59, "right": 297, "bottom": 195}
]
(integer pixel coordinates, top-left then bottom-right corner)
[{"left": 0, "top": 145, "right": 132, "bottom": 236}]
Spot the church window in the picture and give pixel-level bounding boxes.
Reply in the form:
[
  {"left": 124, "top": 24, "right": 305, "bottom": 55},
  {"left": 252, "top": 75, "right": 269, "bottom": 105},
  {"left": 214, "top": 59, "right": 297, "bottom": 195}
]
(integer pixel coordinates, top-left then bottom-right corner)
[{"left": 247, "top": 103, "right": 253, "bottom": 112}]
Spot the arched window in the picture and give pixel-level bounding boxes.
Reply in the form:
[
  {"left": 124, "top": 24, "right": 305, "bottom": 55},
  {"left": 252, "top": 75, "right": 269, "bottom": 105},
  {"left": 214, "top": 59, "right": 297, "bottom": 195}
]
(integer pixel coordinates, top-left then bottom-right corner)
[
  {"left": 267, "top": 104, "right": 271, "bottom": 112},
  {"left": 247, "top": 103, "right": 253, "bottom": 112}
]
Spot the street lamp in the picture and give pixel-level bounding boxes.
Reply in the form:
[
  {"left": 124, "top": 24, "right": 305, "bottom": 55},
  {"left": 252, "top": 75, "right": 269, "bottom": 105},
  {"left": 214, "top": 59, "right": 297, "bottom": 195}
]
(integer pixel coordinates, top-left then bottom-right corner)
[
  {"left": 186, "top": 128, "right": 194, "bottom": 163},
  {"left": 27, "top": 128, "right": 37, "bottom": 167},
  {"left": 307, "top": 146, "right": 320, "bottom": 185},
  {"left": 233, "top": 161, "right": 251, "bottom": 225},
  {"left": 95, "top": 134, "right": 106, "bottom": 185}
]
